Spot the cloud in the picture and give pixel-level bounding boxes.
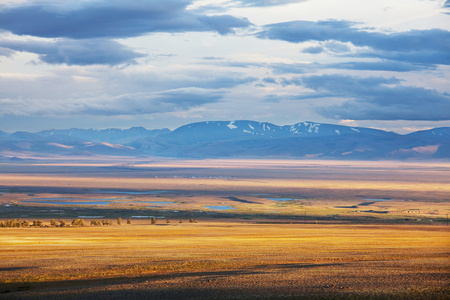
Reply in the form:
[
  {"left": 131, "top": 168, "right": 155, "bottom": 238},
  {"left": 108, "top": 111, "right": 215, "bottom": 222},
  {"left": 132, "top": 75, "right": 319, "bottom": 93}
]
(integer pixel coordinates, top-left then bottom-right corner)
[
  {"left": 328, "top": 61, "right": 436, "bottom": 72},
  {"left": 263, "top": 77, "right": 277, "bottom": 84},
  {"left": 298, "top": 74, "right": 450, "bottom": 121},
  {"left": 0, "top": 87, "right": 224, "bottom": 117},
  {"left": 0, "top": 64, "right": 255, "bottom": 117},
  {"left": 0, "top": 38, "right": 145, "bottom": 66},
  {"left": 0, "top": 0, "right": 251, "bottom": 39},
  {"left": 236, "top": 0, "right": 307, "bottom": 7},
  {"left": 257, "top": 20, "right": 450, "bottom": 65},
  {"left": 77, "top": 88, "right": 224, "bottom": 116},
  {"left": 301, "top": 46, "right": 323, "bottom": 54},
  {"left": 0, "top": 46, "right": 14, "bottom": 57}
]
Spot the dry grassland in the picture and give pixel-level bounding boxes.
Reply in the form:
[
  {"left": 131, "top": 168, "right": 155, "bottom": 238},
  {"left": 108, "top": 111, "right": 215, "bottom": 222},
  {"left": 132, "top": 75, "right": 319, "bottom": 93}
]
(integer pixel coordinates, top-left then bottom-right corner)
[
  {"left": 0, "top": 159, "right": 449, "bottom": 299},
  {"left": 0, "top": 223, "right": 449, "bottom": 299}
]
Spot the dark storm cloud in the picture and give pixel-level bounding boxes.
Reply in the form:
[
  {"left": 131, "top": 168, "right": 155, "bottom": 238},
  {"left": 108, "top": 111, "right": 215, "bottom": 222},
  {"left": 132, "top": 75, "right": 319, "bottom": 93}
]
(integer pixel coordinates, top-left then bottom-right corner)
[
  {"left": 0, "top": 0, "right": 251, "bottom": 39},
  {"left": 0, "top": 39, "right": 145, "bottom": 66},
  {"left": 257, "top": 20, "right": 450, "bottom": 65},
  {"left": 299, "top": 74, "right": 450, "bottom": 121}
]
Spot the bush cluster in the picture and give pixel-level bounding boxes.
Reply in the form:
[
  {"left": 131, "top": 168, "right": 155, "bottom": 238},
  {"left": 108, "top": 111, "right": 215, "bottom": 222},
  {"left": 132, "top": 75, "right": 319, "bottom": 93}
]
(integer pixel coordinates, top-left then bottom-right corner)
[
  {"left": 102, "top": 219, "right": 113, "bottom": 225},
  {"left": 0, "top": 216, "right": 194, "bottom": 228},
  {"left": 0, "top": 219, "right": 30, "bottom": 227}
]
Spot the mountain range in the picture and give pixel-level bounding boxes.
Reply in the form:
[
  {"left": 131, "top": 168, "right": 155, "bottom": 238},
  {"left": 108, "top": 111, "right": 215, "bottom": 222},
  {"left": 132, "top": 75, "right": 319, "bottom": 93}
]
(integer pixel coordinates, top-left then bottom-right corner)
[{"left": 1, "top": 121, "right": 449, "bottom": 160}]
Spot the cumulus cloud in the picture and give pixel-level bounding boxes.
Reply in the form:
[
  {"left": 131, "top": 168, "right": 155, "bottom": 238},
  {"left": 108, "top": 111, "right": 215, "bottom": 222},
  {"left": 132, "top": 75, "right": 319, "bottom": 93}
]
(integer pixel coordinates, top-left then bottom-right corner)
[
  {"left": 257, "top": 20, "right": 450, "bottom": 65},
  {"left": 0, "top": 0, "right": 251, "bottom": 39},
  {"left": 0, "top": 38, "right": 145, "bottom": 66},
  {"left": 298, "top": 74, "right": 450, "bottom": 121}
]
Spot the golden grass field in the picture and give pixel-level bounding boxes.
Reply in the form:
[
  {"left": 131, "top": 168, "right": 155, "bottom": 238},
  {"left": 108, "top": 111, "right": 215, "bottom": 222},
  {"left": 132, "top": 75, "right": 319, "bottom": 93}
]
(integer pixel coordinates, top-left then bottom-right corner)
[
  {"left": 0, "top": 158, "right": 449, "bottom": 299},
  {"left": 1, "top": 223, "right": 449, "bottom": 299}
]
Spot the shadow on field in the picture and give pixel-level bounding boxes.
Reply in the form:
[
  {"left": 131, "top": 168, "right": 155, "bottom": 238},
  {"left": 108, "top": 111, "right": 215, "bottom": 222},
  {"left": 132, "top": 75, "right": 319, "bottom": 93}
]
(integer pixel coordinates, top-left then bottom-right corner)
[
  {"left": 1, "top": 263, "right": 449, "bottom": 299},
  {"left": 0, "top": 266, "right": 38, "bottom": 272}
]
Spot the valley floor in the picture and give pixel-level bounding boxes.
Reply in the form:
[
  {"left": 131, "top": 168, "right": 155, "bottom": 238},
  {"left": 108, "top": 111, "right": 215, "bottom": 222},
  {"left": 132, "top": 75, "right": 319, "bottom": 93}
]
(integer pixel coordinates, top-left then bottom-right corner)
[
  {"left": 0, "top": 158, "right": 449, "bottom": 299},
  {"left": 0, "top": 223, "right": 449, "bottom": 299}
]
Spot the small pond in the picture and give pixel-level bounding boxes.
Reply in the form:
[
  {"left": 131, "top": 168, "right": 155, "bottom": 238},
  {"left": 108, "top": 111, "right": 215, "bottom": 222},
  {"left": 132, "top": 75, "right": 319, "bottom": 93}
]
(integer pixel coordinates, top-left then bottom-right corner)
[{"left": 205, "top": 205, "right": 236, "bottom": 210}]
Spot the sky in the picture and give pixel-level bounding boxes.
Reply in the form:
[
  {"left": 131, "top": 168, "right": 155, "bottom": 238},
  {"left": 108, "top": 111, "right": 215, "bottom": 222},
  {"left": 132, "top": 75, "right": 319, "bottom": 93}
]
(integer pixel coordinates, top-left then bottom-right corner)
[{"left": 0, "top": 0, "right": 449, "bottom": 133}]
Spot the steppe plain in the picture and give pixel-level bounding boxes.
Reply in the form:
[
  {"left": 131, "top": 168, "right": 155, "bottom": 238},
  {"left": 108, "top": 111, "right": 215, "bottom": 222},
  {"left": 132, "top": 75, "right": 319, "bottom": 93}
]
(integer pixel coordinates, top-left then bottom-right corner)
[{"left": 0, "top": 158, "right": 449, "bottom": 299}]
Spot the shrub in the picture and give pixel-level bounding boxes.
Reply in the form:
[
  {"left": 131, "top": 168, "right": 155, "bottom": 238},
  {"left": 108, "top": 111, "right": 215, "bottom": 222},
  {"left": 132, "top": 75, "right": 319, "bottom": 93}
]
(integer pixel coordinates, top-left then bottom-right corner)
[
  {"left": 33, "top": 220, "right": 43, "bottom": 227},
  {"left": 151, "top": 217, "right": 156, "bottom": 225},
  {"left": 59, "top": 220, "right": 66, "bottom": 227},
  {"left": 50, "top": 219, "right": 57, "bottom": 227},
  {"left": 72, "top": 219, "right": 85, "bottom": 226},
  {"left": 117, "top": 217, "right": 121, "bottom": 225},
  {"left": 166, "top": 219, "right": 171, "bottom": 224},
  {"left": 91, "top": 220, "right": 101, "bottom": 226},
  {"left": 127, "top": 218, "right": 131, "bottom": 225}
]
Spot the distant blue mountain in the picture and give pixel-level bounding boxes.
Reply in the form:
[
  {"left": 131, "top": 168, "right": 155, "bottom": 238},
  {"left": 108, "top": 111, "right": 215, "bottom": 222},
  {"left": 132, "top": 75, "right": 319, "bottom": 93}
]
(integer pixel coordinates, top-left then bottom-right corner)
[
  {"left": 37, "top": 127, "right": 170, "bottom": 144},
  {"left": 163, "top": 120, "right": 396, "bottom": 143},
  {"left": 406, "top": 127, "right": 450, "bottom": 138},
  {"left": 0, "top": 121, "right": 448, "bottom": 160}
]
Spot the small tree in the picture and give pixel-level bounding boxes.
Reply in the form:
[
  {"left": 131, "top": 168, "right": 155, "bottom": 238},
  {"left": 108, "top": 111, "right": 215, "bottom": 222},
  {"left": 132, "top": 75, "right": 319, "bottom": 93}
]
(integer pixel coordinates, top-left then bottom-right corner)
[
  {"left": 151, "top": 217, "right": 156, "bottom": 225},
  {"left": 50, "top": 219, "right": 57, "bottom": 227},
  {"left": 127, "top": 218, "right": 131, "bottom": 225},
  {"left": 91, "top": 220, "right": 101, "bottom": 226},
  {"left": 59, "top": 220, "right": 66, "bottom": 227},
  {"left": 117, "top": 217, "right": 122, "bottom": 225},
  {"left": 33, "top": 220, "right": 43, "bottom": 227}
]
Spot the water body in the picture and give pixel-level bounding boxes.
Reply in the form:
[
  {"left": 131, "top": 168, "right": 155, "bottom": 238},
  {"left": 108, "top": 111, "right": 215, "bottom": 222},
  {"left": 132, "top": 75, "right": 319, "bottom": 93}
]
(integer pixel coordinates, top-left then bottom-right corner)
[
  {"left": 123, "top": 201, "right": 173, "bottom": 204},
  {"left": 205, "top": 205, "right": 236, "bottom": 210},
  {"left": 364, "top": 198, "right": 404, "bottom": 202},
  {"left": 26, "top": 199, "right": 174, "bottom": 206},
  {"left": 91, "top": 190, "right": 169, "bottom": 195},
  {"left": 33, "top": 197, "right": 125, "bottom": 201},
  {"left": 27, "top": 200, "right": 112, "bottom": 205},
  {"left": 265, "top": 197, "right": 299, "bottom": 201}
]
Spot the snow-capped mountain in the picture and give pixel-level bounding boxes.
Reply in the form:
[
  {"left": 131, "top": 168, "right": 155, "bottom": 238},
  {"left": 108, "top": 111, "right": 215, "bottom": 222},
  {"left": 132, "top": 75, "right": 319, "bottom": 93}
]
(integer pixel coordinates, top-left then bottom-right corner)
[
  {"left": 0, "top": 121, "right": 448, "bottom": 160},
  {"left": 162, "top": 120, "right": 395, "bottom": 143}
]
